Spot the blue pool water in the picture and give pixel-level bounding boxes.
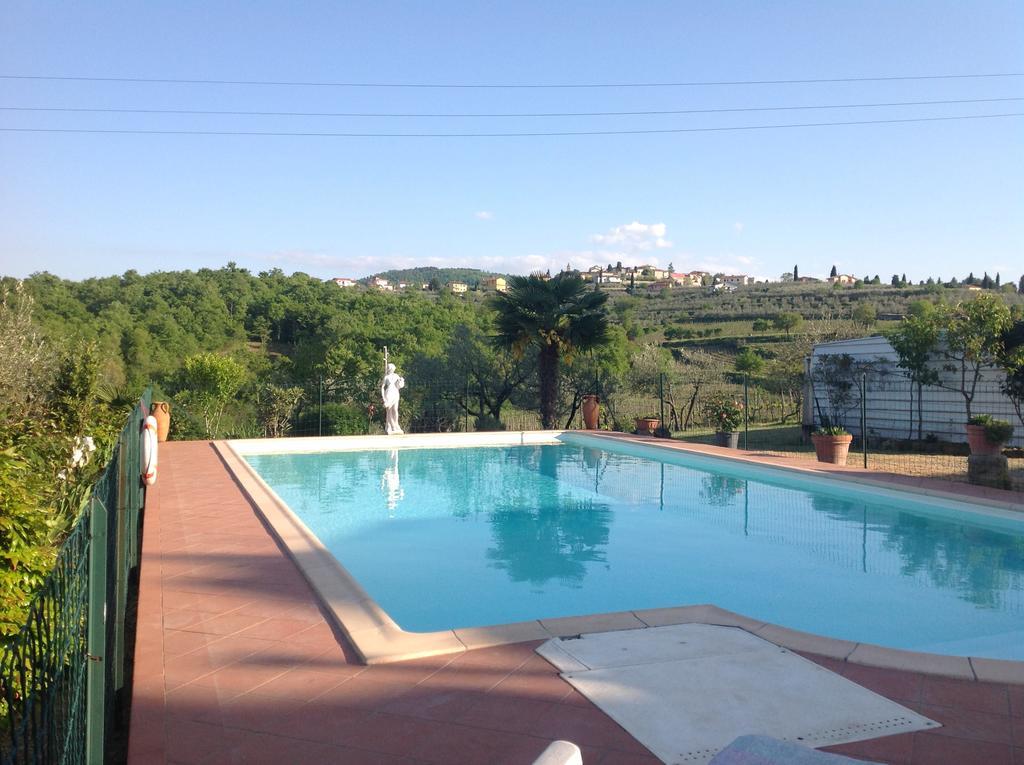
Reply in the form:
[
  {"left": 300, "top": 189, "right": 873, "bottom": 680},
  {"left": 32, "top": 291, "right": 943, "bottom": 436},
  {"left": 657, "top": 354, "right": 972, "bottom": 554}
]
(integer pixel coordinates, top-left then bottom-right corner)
[{"left": 245, "top": 437, "right": 1024, "bottom": 659}]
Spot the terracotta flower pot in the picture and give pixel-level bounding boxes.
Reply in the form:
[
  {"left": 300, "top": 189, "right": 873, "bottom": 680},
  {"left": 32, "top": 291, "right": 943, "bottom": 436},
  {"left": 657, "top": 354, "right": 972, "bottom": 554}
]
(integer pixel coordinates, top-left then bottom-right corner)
[
  {"left": 811, "top": 433, "right": 854, "bottom": 465},
  {"left": 965, "top": 424, "right": 1003, "bottom": 456},
  {"left": 635, "top": 417, "right": 660, "bottom": 435},
  {"left": 151, "top": 401, "right": 171, "bottom": 443},
  {"left": 715, "top": 431, "right": 740, "bottom": 449},
  {"left": 582, "top": 395, "right": 600, "bottom": 430}
]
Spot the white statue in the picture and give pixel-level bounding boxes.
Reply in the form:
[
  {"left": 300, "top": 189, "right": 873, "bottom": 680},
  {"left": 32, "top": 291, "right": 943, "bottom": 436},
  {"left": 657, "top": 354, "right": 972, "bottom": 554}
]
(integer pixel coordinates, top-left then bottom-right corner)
[{"left": 381, "top": 362, "right": 405, "bottom": 435}]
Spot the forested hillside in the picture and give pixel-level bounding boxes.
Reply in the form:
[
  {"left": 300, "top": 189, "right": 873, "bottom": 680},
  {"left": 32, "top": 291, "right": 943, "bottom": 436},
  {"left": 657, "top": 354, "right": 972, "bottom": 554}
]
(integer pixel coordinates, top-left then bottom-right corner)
[
  {"left": 6, "top": 264, "right": 1023, "bottom": 441},
  {"left": 366, "top": 266, "right": 507, "bottom": 288}
]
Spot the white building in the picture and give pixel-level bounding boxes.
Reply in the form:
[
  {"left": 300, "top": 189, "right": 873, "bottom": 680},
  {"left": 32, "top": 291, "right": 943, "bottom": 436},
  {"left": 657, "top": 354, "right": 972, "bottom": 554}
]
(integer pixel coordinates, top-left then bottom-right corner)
[
  {"left": 809, "top": 336, "right": 1020, "bottom": 446},
  {"left": 450, "top": 282, "right": 469, "bottom": 294},
  {"left": 371, "top": 277, "right": 393, "bottom": 291},
  {"left": 332, "top": 277, "right": 357, "bottom": 288},
  {"left": 721, "top": 274, "right": 754, "bottom": 286}
]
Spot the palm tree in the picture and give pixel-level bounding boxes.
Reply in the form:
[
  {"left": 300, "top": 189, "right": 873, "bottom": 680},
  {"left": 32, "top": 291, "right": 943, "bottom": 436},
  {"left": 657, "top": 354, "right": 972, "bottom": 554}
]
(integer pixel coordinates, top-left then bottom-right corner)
[{"left": 492, "top": 274, "right": 610, "bottom": 429}]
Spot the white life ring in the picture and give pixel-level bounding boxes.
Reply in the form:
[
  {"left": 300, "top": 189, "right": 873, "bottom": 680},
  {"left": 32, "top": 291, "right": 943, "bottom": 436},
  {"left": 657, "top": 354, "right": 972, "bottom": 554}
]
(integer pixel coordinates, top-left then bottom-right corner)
[{"left": 142, "top": 415, "right": 158, "bottom": 486}]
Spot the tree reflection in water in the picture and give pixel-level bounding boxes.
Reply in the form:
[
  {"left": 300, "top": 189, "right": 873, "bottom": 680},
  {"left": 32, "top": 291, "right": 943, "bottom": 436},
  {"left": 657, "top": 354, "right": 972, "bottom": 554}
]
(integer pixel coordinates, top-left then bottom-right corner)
[{"left": 485, "top": 444, "right": 612, "bottom": 587}]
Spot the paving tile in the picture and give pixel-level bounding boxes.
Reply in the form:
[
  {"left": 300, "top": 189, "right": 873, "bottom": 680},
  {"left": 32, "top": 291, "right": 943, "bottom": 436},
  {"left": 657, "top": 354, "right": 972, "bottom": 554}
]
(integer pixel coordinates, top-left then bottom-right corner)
[
  {"left": 529, "top": 704, "right": 652, "bottom": 754},
  {"left": 213, "top": 729, "right": 354, "bottom": 765},
  {"left": 921, "top": 675, "right": 1010, "bottom": 716},
  {"left": 335, "top": 712, "right": 441, "bottom": 757},
  {"left": 163, "top": 718, "right": 232, "bottom": 764},
  {"left": 410, "top": 720, "right": 557, "bottom": 765},
  {"left": 489, "top": 655, "right": 576, "bottom": 703},
  {"left": 911, "top": 701, "right": 1014, "bottom": 745},
  {"left": 378, "top": 686, "right": 483, "bottom": 722},
  {"left": 191, "top": 661, "right": 290, "bottom": 696},
  {"left": 183, "top": 611, "right": 269, "bottom": 636},
  {"left": 842, "top": 662, "right": 924, "bottom": 704},
  {"left": 455, "top": 692, "right": 555, "bottom": 734},
  {"left": 244, "top": 667, "right": 354, "bottom": 704},
  {"left": 912, "top": 732, "right": 1013, "bottom": 765},
  {"left": 314, "top": 674, "right": 417, "bottom": 710},
  {"left": 822, "top": 731, "right": 914, "bottom": 764},
  {"left": 235, "top": 616, "right": 316, "bottom": 641},
  {"left": 217, "top": 692, "right": 306, "bottom": 735},
  {"left": 162, "top": 628, "right": 217, "bottom": 657}
]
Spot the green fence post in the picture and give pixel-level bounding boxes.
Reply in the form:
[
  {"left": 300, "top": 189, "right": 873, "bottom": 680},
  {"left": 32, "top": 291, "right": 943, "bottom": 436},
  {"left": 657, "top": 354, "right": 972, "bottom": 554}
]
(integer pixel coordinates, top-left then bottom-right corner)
[
  {"left": 86, "top": 497, "right": 108, "bottom": 765},
  {"left": 744, "top": 375, "right": 749, "bottom": 450},
  {"left": 658, "top": 373, "right": 665, "bottom": 429},
  {"left": 861, "top": 372, "right": 868, "bottom": 469}
]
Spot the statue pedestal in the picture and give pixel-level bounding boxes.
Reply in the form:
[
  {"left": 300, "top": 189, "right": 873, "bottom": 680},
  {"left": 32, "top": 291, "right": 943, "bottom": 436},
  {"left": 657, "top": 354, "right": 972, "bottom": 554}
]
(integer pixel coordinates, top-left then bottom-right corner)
[{"left": 967, "top": 454, "right": 1010, "bottom": 490}]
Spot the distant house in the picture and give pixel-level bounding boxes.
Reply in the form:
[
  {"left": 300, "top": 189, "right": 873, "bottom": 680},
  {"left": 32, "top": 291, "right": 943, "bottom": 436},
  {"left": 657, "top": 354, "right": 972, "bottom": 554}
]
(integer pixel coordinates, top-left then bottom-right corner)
[
  {"left": 828, "top": 274, "right": 857, "bottom": 285},
  {"left": 721, "top": 274, "right": 753, "bottom": 287},
  {"left": 671, "top": 272, "right": 701, "bottom": 287},
  {"left": 332, "top": 277, "right": 357, "bottom": 288},
  {"left": 480, "top": 276, "right": 508, "bottom": 292},
  {"left": 449, "top": 282, "right": 469, "bottom": 294},
  {"left": 808, "top": 335, "right": 1020, "bottom": 446},
  {"left": 646, "top": 280, "right": 673, "bottom": 294},
  {"left": 795, "top": 276, "right": 822, "bottom": 284},
  {"left": 371, "top": 277, "right": 393, "bottom": 291},
  {"left": 636, "top": 266, "right": 668, "bottom": 281}
]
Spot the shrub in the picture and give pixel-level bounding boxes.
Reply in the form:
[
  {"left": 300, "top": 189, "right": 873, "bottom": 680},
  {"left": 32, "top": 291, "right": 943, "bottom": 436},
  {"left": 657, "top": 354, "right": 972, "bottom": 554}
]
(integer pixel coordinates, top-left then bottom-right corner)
[{"left": 703, "top": 395, "right": 744, "bottom": 432}]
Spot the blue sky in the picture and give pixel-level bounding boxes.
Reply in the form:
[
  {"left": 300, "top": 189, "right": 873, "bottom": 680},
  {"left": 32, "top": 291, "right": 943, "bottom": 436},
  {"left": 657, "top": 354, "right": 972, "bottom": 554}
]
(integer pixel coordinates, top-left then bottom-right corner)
[{"left": 1, "top": 1, "right": 1022, "bottom": 282}]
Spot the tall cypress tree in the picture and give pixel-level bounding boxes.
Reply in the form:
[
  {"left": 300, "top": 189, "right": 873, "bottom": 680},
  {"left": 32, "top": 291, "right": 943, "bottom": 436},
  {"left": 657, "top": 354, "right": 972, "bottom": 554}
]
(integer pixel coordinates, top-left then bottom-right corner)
[
  {"left": 794, "top": 265, "right": 799, "bottom": 280},
  {"left": 830, "top": 265, "right": 838, "bottom": 278}
]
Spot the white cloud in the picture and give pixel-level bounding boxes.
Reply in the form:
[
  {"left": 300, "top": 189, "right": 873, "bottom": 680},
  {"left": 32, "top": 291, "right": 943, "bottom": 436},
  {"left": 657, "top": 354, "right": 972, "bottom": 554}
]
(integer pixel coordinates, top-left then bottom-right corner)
[
  {"left": 474, "top": 211, "right": 494, "bottom": 220},
  {"left": 592, "top": 221, "right": 672, "bottom": 251}
]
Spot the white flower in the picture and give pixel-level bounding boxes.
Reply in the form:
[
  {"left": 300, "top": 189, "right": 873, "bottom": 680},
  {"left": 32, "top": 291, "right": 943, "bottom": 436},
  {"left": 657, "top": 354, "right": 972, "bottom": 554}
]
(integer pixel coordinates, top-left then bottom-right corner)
[
  {"left": 71, "top": 448, "right": 85, "bottom": 467},
  {"left": 57, "top": 470, "right": 68, "bottom": 481},
  {"left": 83, "top": 436, "right": 96, "bottom": 453}
]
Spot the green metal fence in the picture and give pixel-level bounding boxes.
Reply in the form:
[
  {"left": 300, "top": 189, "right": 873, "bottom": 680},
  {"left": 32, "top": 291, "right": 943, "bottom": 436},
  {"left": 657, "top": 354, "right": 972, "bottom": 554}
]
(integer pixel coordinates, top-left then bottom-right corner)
[{"left": 1, "top": 389, "right": 152, "bottom": 765}]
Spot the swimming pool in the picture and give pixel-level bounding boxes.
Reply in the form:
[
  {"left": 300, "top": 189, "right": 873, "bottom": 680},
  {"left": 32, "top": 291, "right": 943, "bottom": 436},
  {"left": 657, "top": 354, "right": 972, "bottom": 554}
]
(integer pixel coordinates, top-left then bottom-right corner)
[{"left": 236, "top": 433, "right": 1024, "bottom": 661}]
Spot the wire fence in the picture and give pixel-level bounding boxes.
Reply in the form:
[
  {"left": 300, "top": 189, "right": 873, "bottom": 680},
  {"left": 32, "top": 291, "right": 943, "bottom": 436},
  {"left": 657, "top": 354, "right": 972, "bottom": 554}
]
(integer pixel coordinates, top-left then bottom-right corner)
[
  {"left": 0, "top": 389, "right": 151, "bottom": 765},
  {"left": 285, "top": 371, "right": 1022, "bottom": 493}
]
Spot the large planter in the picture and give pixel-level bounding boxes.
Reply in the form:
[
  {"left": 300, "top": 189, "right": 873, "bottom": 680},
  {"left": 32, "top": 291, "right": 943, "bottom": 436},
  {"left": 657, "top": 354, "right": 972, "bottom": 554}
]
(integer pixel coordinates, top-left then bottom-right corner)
[
  {"left": 151, "top": 401, "right": 171, "bottom": 443},
  {"left": 965, "top": 424, "right": 1004, "bottom": 456},
  {"left": 582, "top": 395, "right": 600, "bottom": 430},
  {"left": 714, "top": 431, "right": 740, "bottom": 449},
  {"left": 635, "top": 417, "right": 660, "bottom": 436},
  {"left": 811, "top": 433, "right": 854, "bottom": 465}
]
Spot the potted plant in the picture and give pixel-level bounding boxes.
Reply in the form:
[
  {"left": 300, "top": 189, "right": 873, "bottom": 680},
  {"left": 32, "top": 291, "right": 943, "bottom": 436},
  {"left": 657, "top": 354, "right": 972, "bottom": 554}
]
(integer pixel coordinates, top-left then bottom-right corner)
[
  {"left": 966, "top": 414, "right": 1014, "bottom": 456},
  {"left": 703, "top": 395, "right": 743, "bottom": 448},
  {"left": 635, "top": 415, "right": 660, "bottom": 435},
  {"left": 811, "top": 425, "right": 854, "bottom": 465}
]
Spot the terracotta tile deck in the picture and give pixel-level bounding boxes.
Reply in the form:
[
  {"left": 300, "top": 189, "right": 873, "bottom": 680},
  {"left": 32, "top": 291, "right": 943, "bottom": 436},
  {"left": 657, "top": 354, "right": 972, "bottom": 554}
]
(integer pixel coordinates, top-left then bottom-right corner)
[{"left": 129, "top": 441, "right": 1024, "bottom": 765}]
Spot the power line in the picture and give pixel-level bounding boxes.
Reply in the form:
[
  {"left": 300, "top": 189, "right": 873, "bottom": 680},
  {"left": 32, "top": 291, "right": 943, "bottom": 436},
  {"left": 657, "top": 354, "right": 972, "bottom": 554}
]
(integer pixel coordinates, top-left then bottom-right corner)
[
  {"left": 1, "top": 72, "right": 1022, "bottom": 89},
  {"left": 2, "top": 96, "right": 1020, "bottom": 119},
  {"left": 1, "top": 112, "right": 1020, "bottom": 137}
]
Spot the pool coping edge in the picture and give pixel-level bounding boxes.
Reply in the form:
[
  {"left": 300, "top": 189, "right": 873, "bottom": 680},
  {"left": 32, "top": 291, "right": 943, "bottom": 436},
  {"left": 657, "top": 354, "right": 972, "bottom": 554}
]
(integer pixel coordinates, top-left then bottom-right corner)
[{"left": 214, "top": 433, "right": 1023, "bottom": 681}]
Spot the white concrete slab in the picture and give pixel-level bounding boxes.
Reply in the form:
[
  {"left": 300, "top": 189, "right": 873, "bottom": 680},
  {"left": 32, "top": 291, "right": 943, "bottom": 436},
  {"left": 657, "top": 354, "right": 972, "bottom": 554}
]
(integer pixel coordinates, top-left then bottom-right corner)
[
  {"left": 538, "top": 625, "right": 938, "bottom": 765},
  {"left": 538, "top": 623, "right": 765, "bottom": 670}
]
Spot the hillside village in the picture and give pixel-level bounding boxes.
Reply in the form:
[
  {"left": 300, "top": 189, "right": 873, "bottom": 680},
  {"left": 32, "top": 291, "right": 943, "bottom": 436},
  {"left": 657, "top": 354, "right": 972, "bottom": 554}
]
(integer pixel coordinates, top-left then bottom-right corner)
[{"left": 331, "top": 262, "right": 886, "bottom": 296}]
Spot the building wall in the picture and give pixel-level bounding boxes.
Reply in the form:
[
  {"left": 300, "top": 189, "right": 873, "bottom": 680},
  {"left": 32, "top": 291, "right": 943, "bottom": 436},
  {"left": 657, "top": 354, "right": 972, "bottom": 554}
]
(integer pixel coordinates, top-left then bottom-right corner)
[{"left": 809, "top": 336, "right": 1021, "bottom": 446}]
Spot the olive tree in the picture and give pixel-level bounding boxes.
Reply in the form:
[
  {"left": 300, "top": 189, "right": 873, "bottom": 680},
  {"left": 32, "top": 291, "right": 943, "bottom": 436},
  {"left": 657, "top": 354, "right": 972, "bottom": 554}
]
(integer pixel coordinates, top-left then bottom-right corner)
[{"left": 937, "top": 294, "right": 1012, "bottom": 420}]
